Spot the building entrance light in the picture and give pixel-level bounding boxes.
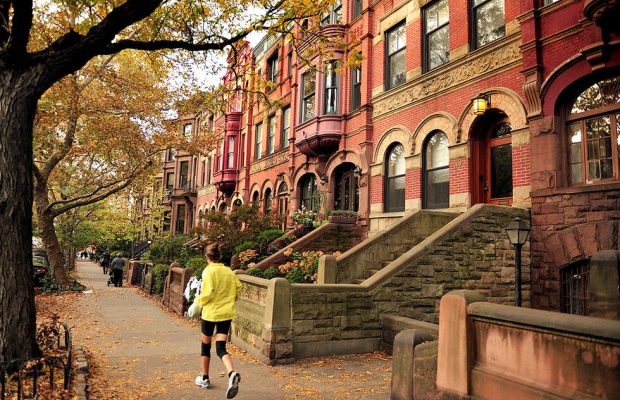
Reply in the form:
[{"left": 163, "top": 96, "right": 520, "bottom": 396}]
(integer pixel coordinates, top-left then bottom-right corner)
[{"left": 472, "top": 94, "right": 491, "bottom": 115}]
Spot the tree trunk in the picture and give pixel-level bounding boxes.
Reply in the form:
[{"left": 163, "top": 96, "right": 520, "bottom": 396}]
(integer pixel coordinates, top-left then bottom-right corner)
[
  {"left": 0, "top": 70, "right": 41, "bottom": 364},
  {"left": 34, "top": 185, "right": 68, "bottom": 284}
]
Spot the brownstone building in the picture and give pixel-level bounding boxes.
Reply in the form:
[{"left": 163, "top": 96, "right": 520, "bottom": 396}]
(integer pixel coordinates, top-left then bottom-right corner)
[{"left": 135, "top": 0, "right": 620, "bottom": 316}]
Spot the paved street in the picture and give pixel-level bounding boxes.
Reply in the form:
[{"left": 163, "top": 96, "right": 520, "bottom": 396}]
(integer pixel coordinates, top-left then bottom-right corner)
[{"left": 60, "top": 261, "right": 391, "bottom": 399}]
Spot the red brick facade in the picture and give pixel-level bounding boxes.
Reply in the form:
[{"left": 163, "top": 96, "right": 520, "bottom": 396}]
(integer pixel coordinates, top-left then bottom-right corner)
[{"left": 136, "top": 0, "right": 620, "bottom": 314}]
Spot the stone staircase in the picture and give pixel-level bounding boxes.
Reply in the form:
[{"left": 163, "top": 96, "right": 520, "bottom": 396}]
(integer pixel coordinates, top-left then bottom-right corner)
[{"left": 337, "top": 210, "right": 459, "bottom": 284}]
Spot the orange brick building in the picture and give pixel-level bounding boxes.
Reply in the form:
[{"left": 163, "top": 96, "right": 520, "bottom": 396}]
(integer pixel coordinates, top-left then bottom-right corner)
[{"left": 136, "top": 0, "right": 620, "bottom": 314}]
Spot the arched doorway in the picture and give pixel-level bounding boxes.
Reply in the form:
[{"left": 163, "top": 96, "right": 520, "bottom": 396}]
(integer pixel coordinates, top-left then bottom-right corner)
[
  {"left": 263, "top": 188, "right": 272, "bottom": 214},
  {"left": 277, "top": 182, "right": 289, "bottom": 230},
  {"left": 470, "top": 109, "right": 513, "bottom": 205},
  {"left": 298, "top": 174, "right": 318, "bottom": 211},
  {"left": 332, "top": 162, "right": 359, "bottom": 212}
]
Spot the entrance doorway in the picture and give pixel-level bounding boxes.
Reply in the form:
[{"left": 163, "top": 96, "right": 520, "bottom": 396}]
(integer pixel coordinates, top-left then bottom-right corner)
[
  {"left": 332, "top": 163, "right": 360, "bottom": 212},
  {"left": 471, "top": 110, "right": 513, "bottom": 205}
]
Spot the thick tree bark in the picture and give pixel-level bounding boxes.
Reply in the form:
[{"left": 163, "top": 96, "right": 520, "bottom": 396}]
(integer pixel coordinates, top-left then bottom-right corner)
[
  {"left": 34, "top": 186, "right": 68, "bottom": 283},
  {"left": 0, "top": 69, "right": 41, "bottom": 364}
]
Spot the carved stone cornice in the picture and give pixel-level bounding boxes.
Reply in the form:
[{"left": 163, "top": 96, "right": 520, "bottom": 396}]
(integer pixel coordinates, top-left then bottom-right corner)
[
  {"left": 198, "top": 185, "right": 216, "bottom": 196},
  {"left": 250, "top": 151, "right": 288, "bottom": 174},
  {"left": 372, "top": 35, "right": 521, "bottom": 119}
]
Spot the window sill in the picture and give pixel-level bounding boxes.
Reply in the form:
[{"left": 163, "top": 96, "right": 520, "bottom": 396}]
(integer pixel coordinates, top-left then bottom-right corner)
[{"left": 531, "top": 181, "right": 620, "bottom": 197}]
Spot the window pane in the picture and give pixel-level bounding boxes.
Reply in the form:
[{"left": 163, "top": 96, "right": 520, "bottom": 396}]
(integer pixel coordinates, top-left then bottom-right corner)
[
  {"left": 426, "top": 132, "right": 449, "bottom": 169},
  {"left": 303, "top": 73, "right": 316, "bottom": 96},
  {"left": 571, "top": 164, "right": 583, "bottom": 184},
  {"left": 389, "top": 50, "right": 406, "bottom": 88},
  {"left": 387, "top": 144, "right": 406, "bottom": 177},
  {"left": 426, "top": 167, "right": 449, "bottom": 208},
  {"left": 475, "top": 0, "right": 505, "bottom": 47},
  {"left": 228, "top": 137, "right": 235, "bottom": 168},
  {"left": 571, "top": 77, "right": 620, "bottom": 114},
  {"left": 387, "top": 176, "right": 405, "bottom": 211},
  {"left": 388, "top": 24, "right": 406, "bottom": 54},
  {"left": 425, "top": 0, "right": 449, "bottom": 32},
  {"left": 304, "top": 94, "right": 315, "bottom": 120},
  {"left": 490, "top": 143, "right": 512, "bottom": 198},
  {"left": 428, "top": 26, "right": 450, "bottom": 69}
]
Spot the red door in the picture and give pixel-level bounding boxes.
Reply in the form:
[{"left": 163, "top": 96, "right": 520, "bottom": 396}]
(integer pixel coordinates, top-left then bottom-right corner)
[{"left": 472, "top": 119, "right": 513, "bottom": 205}]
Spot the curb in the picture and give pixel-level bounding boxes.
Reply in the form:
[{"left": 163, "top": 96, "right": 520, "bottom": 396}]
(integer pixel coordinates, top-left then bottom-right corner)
[{"left": 73, "top": 345, "right": 89, "bottom": 400}]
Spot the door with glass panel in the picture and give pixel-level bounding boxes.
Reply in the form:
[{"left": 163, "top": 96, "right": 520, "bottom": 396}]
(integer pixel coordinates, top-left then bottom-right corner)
[{"left": 485, "top": 121, "right": 512, "bottom": 204}]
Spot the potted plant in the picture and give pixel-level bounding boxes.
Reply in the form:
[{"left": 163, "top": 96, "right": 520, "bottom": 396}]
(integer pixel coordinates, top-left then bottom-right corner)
[{"left": 328, "top": 210, "right": 358, "bottom": 224}]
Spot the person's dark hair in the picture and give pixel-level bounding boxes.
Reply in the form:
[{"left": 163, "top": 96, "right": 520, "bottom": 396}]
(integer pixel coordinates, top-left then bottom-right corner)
[{"left": 205, "top": 243, "right": 222, "bottom": 262}]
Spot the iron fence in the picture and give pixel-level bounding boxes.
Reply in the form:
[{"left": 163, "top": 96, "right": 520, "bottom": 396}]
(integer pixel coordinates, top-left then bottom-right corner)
[{"left": 1, "top": 322, "right": 73, "bottom": 399}]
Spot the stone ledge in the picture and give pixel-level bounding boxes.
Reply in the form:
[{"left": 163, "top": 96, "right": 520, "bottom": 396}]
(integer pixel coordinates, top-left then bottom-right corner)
[{"left": 73, "top": 345, "right": 89, "bottom": 400}]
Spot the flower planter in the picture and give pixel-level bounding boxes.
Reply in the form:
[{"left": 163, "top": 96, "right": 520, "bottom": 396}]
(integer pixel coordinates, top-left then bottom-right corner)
[{"left": 328, "top": 215, "right": 358, "bottom": 224}]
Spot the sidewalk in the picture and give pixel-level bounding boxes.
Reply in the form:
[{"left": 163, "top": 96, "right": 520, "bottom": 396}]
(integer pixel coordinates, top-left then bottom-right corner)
[{"left": 60, "top": 261, "right": 391, "bottom": 399}]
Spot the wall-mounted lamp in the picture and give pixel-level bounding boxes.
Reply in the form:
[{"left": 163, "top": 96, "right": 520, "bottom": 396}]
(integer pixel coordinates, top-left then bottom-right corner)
[
  {"left": 472, "top": 94, "right": 491, "bottom": 115},
  {"left": 353, "top": 166, "right": 362, "bottom": 178},
  {"left": 320, "top": 174, "right": 328, "bottom": 185}
]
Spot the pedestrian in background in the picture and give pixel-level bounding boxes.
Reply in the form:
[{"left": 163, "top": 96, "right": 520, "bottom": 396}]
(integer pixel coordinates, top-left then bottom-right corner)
[
  {"left": 193, "top": 243, "right": 242, "bottom": 399},
  {"left": 110, "top": 255, "right": 124, "bottom": 287},
  {"left": 101, "top": 251, "right": 111, "bottom": 274}
]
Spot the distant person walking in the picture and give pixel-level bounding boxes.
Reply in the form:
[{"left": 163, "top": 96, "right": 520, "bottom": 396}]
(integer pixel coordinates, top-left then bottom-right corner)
[
  {"left": 193, "top": 243, "right": 242, "bottom": 399},
  {"left": 110, "top": 255, "right": 124, "bottom": 287},
  {"left": 101, "top": 252, "right": 111, "bottom": 274}
]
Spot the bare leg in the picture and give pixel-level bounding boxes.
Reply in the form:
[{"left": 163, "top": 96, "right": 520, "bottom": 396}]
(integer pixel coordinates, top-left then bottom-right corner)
[
  {"left": 201, "top": 333, "right": 212, "bottom": 375},
  {"left": 215, "top": 333, "right": 234, "bottom": 373}
]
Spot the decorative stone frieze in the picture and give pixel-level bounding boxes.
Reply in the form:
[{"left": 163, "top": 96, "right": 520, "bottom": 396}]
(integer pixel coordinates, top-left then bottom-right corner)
[
  {"left": 372, "top": 37, "right": 521, "bottom": 119},
  {"left": 250, "top": 152, "right": 288, "bottom": 174}
]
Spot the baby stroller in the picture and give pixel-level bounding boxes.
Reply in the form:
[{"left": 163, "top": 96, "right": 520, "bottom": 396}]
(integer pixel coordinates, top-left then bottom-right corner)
[{"left": 107, "top": 269, "right": 114, "bottom": 286}]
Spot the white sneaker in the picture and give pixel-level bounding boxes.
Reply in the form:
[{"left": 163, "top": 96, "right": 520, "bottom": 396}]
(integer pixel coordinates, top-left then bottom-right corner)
[
  {"left": 226, "top": 371, "right": 240, "bottom": 399},
  {"left": 195, "top": 375, "right": 211, "bottom": 389}
]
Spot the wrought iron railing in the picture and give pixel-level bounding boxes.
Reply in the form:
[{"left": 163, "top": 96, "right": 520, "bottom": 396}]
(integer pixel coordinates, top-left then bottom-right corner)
[{"left": 1, "top": 322, "right": 73, "bottom": 399}]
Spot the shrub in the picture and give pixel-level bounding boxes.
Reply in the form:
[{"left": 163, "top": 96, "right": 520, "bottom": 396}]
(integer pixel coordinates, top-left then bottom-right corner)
[
  {"left": 234, "top": 241, "right": 256, "bottom": 255},
  {"left": 248, "top": 268, "right": 264, "bottom": 278},
  {"left": 151, "top": 263, "right": 169, "bottom": 295},
  {"left": 145, "top": 235, "right": 199, "bottom": 265},
  {"left": 186, "top": 257, "right": 208, "bottom": 278},
  {"left": 285, "top": 267, "right": 305, "bottom": 283},
  {"left": 256, "top": 229, "right": 284, "bottom": 247},
  {"left": 263, "top": 267, "right": 280, "bottom": 280}
]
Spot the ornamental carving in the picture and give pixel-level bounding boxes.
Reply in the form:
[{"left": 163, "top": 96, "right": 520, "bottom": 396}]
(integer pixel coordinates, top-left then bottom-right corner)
[
  {"left": 250, "top": 152, "right": 288, "bottom": 174},
  {"left": 199, "top": 185, "right": 216, "bottom": 196},
  {"left": 373, "top": 39, "right": 521, "bottom": 118}
]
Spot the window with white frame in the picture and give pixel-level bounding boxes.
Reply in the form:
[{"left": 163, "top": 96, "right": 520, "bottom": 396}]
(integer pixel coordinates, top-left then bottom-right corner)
[
  {"left": 183, "top": 123, "right": 192, "bottom": 139},
  {"left": 385, "top": 22, "right": 406, "bottom": 90},
  {"left": 227, "top": 136, "right": 235, "bottom": 168},
  {"left": 267, "top": 114, "right": 276, "bottom": 154},
  {"left": 324, "top": 61, "right": 339, "bottom": 114},
  {"left": 321, "top": 0, "right": 342, "bottom": 25},
  {"left": 281, "top": 107, "right": 290, "bottom": 148},
  {"left": 351, "top": 66, "right": 362, "bottom": 111},
  {"left": 385, "top": 143, "right": 406, "bottom": 212},
  {"left": 255, "top": 122, "right": 263, "bottom": 160},
  {"left": 301, "top": 72, "right": 316, "bottom": 122}
]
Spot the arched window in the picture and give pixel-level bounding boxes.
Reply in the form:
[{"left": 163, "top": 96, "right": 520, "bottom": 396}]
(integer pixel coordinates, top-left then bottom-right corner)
[
  {"left": 385, "top": 143, "right": 406, "bottom": 212},
  {"left": 299, "top": 174, "right": 318, "bottom": 211},
  {"left": 277, "top": 182, "right": 289, "bottom": 230},
  {"left": 567, "top": 76, "right": 620, "bottom": 184},
  {"left": 252, "top": 191, "right": 260, "bottom": 208},
  {"left": 423, "top": 131, "right": 450, "bottom": 209},
  {"left": 264, "top": 188, "right": 273, "bottom": 214},
  {"left": 333, "top": 163, "right": 359, "bottom": 211}
]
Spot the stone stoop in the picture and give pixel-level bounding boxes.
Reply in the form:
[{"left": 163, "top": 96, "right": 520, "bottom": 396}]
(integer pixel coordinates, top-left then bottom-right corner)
[{"left": 337, "top": 210, "right": 459, "bottom": 285}]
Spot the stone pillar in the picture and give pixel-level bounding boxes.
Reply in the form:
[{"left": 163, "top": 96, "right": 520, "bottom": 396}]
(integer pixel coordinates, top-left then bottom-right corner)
[
  {"left": 390, "top": 329, "right": 436, "bottom": 400},
  {"left": 263, "top": 278, "right": 293, "bottom": 362},
  {"left": 589, "top": 250, "right": 620, "bottom": 320},
  {"left": 436, "top": 290, "right": 487, "bottom": 398},
  {"left": 318, "top": 255, "right": 338, "bottom": 284}
]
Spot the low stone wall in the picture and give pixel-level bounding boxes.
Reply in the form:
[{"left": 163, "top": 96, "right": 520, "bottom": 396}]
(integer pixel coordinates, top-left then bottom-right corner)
[
  {"left": 380, "top": 314, "right": 438, "bottom": 354},
  {"left": 434, "top": 290, "right": 620, "bottom": 400},
  {"left": 254, "top": 222, "right": 366, "bottom": 271},
  {"left": 162, "top": 263, "right": 194, "bottom": 316},
  {"left": 232, "top": 276, "right": 292, "bottom": 364},
  {"left": 126, "top": 260, "right": 147, "bottom": 286}
]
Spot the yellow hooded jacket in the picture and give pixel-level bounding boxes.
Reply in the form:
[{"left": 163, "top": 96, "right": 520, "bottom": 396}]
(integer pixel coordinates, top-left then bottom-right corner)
[{"left": 195, "top": 263, "right": 242, "bottom": 322}]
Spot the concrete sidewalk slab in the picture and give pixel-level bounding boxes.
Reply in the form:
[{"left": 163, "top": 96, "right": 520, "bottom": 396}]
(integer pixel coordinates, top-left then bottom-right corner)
[{"left": 61, "top": 260, "right": 391, "bottom": 399}]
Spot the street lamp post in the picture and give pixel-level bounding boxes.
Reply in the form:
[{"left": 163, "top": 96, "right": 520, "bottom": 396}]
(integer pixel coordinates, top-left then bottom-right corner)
[{"left": 506, "top": 217, "right": 530, "bottom": 307}]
